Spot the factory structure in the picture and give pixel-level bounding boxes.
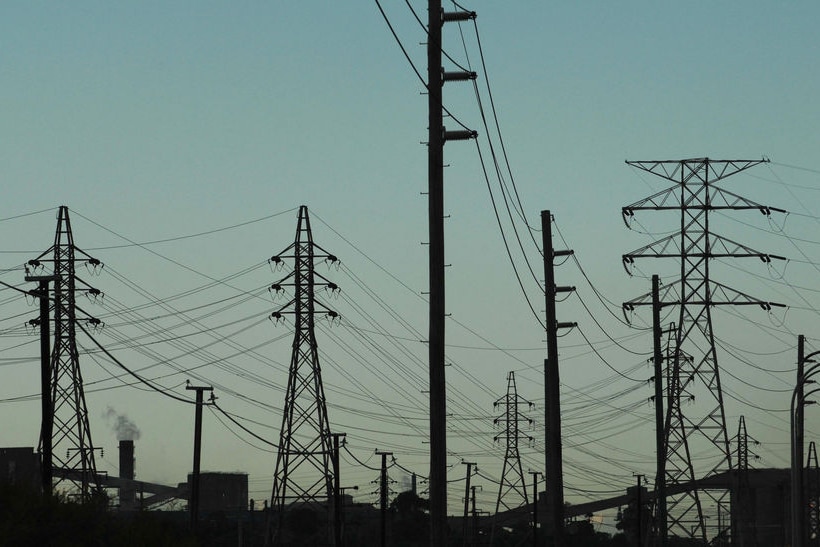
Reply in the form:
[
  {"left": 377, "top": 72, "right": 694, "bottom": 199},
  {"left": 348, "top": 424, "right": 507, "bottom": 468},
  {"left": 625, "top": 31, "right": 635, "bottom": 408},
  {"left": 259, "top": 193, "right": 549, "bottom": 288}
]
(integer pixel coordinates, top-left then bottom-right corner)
[
  {"left": 0, "top": 441, "right": 806, "bottom": 545},
  {"left": 0, "top": 441, "right": 246, "bottom": 517}
]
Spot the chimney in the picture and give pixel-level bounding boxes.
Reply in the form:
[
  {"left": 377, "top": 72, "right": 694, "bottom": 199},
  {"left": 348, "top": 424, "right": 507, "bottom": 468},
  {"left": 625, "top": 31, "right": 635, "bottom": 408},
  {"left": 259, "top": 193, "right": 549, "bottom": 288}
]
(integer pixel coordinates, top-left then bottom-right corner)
[{"left": 119, "top": 440, "right": 136, "bottom": 510}]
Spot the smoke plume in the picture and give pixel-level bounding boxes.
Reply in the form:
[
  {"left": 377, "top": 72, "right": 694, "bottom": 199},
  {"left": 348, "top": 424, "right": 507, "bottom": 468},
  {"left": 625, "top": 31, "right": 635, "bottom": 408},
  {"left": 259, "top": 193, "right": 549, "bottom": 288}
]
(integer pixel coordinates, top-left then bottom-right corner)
[{"left": 103, "top": 406, "right": 141, "bottom": 441}]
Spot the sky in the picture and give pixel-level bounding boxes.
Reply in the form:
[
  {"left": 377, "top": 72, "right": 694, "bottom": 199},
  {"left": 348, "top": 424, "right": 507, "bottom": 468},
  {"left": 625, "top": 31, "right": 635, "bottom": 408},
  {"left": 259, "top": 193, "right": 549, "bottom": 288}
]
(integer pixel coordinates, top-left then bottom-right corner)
[{"left": 2, "top": 1, "right": 820, "bottom": 535}]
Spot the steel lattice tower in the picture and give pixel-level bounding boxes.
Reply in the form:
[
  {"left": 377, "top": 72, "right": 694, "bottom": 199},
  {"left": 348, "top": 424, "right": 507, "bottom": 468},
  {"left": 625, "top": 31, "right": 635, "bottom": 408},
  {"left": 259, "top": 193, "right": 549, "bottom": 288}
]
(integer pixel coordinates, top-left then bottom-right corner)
[
  {"left": 267, "top": 206, "right": 339, "bottom": 546},
  {"left": 28, "top": 206, "right": 103, "bottom": 501},
  {"left": 807, "top": 441, "right": 820, "bottom": 546},
  {"left": 733, "top": 415, "right": 758, "bottom": 546},
  {"left": 490, "top": 371, "right": 532, "bottom": 542},
  {"left": 622, "top": 159, "right": 784, "bottom": 541}
]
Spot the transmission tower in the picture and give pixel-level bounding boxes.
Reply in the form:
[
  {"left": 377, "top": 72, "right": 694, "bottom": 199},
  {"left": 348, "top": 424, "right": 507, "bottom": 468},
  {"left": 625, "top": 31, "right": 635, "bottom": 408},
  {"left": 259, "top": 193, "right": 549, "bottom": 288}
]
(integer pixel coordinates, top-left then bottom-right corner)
[
  {"left": 733, "top": 415, "right": 759, "bottom": 546},
  {"left": 490, "top": 371, "right": 532, "bottom": 543},
  {"left": 267, "top": 205, "right": 340, "bottom": 546},
  {"left": 808, "top": 442, "right": 820, "bottom": 546},
  {"left": 27, "top": 205, "right": 104, "bottom": 501},
  {"left": 622, "top": 158, "right": 784, "bottom": 541}
]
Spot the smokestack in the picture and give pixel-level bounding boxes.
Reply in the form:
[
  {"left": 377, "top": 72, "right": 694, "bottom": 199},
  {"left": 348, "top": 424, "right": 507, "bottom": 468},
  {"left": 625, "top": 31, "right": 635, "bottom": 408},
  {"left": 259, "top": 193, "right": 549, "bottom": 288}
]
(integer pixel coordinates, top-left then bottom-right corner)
[{"left": 119, "top": 440, "right": 136, "bottom": 510}]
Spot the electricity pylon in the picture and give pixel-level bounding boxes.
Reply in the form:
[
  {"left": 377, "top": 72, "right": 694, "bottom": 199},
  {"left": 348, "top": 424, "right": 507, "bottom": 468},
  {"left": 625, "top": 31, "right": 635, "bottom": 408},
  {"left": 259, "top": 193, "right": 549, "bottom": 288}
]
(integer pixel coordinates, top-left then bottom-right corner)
[
  {"left": 27, "top": 205, "right": 104, "bottom": 501},
  {"left": 807, "top": 442, "right": 820, "bottom": 546},
  {"left": 490, "top": 371, "right": 532, "bottom": 543},
  {"left": 733, "top": 415, "right": 759, "bottom": 546},
  {"left": 267, "top": 205, "right": 340, "bottom": 546},
  {"left": 622, "top": 158, "right": 785, "bottom": 541}
]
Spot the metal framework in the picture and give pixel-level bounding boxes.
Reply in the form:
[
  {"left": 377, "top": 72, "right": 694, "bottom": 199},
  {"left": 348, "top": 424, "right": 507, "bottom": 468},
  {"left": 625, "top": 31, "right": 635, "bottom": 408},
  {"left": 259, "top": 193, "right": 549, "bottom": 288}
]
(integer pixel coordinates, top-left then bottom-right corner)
[
  {"left": 622, "top": 159, "right": 783, "bottom": 541},
  {"left": 28, "top": 206, "right": 103, "bottom": 501},
  {"left": 808, "top": 441, "right": 820, "bottom": 546},
  {"left": 733, "top": 415, "right": 758, "bottom": 546},
  {"left": 267, "top": 205, "right": 339, "bottom": 546},
  {"left": 490, "top": 371, "right": 532, "bottom": 542}
]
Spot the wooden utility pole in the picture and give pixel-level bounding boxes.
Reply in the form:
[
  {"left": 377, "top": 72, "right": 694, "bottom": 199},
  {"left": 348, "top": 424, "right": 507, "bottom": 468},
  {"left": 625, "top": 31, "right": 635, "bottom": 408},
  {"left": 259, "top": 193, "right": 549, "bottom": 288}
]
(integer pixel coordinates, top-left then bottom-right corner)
[
  {"left": 541, "top": 210, "right": 574, "bottom": 546},
  {"left": 470, "top": 485, "right": 481, "bottom": 546},
  {"left": 462, "top": 461, "right": 475, "bottom": 546},
  {"left": 652, "top": 275, "right": 668, "bottom": 546},
  {"left": 426, "top": 2, "right": 476, "bottom": 546},
  {"left": 795, "top": 334, "right": 806, "bottom": 547},
  {"left": 26, "top": 274, "right": 59, "bottom": 497},
  {"left": 187, "top": 383, "right": 213, "bottom": 531},
  {"left": 332, "top": 433, "right": 346, "bottom": 547},
  {"left": 635, "top": 474, "right": 645, "bottom": 547},
  {"left": 530, "top": 471, "right": 541, "bottom": 547},
  {"left": 427, "top": 1, "right": 447, "bottom": 543}
]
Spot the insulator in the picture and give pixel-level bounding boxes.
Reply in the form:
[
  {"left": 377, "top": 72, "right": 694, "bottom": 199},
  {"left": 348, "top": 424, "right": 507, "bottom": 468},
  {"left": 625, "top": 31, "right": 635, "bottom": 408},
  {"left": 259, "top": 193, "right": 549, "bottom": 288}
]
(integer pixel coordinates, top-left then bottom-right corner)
[
  {"left": 87, "top": 258, "right": 102, "bottom": 267},
  {"left": 270, "top": 283, "right": 282, "bottom": 292},
  {"left": 442, "top": 10, "right": 476, "bottom": 22},
  {"left": 442, "top": 70, "right": 477, "bottom": 82},
  {"left": 327, "top": 254, "right": 338, "bottom": 263},
  {"left": 328, "top": 282, "right": 339, "bottom": 292},
  {"left": 28, "top": 319, "right": 40, "bottom": 327},
  {"left": 443, "top": 129, "right": 478, "bottom": 142},
  {"left": 270, "top": 256, "right": 282, "bottom": 264},
  {"left": 87, "top": 288, "right": 101, "bottom": 297},
  {"left": 270, "top": 311, "right": 283, "bottom": 321},
  {"left": 27, "top": 259, "right": 41, "bottom": 267},
  {"left": 327, "top": 311, "right": 339, "bottom": 319},
  {"left": 622, "top": 209, "right": 634, "bottom": 229}
]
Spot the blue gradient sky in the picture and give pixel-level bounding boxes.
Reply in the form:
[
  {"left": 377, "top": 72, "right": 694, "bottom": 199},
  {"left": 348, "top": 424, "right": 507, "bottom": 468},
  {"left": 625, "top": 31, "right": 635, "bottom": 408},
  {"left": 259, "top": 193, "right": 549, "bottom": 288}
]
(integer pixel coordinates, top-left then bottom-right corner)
[{"left": 2, "top": 1, "right": 820, "bottom": 529}]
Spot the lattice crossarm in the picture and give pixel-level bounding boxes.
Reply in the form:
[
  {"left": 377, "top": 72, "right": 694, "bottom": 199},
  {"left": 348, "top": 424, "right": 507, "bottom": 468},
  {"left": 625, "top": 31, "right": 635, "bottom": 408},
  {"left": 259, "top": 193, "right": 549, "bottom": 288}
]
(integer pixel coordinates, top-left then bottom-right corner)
[
  {"left": 707, "top": 186, "right": 784, "bottom": 213},
  {"left": 622, "top": 234, "right": 683, "bottom": 274},
  {"left": 707, "top": 281, "right": 786, "bottom": 309},
  {"left": 707, "top": 233, "right": 788, "bottom": 261},
  {"left": 622, "top": 185, "right": 682, "bottom": 226}
]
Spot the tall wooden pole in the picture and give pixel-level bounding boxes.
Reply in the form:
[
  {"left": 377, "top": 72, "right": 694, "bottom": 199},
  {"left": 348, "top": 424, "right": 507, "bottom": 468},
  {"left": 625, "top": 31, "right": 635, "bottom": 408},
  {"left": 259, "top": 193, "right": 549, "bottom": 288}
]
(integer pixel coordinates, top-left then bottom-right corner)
[
  {"left": 187, "top": 384, "right": 213, "bottom": 531},
  {"left": 26, "top": 275, "right": 58, "bottom": 496},
  {"left": 530, "top": 472, "right": 540, "bottom": 547},
  {"left": 542, "top": 210, "right": 574, "bottom": 546},
  {"left": 427, "top": 1, "right": 447, "bottom": 546},
  {"left": 333, "top": 433, "right": 346, "bottom": 547},
  {"left": 796, "top": 335, "right": 806, "bottom": 547},
  {"left": 652, "top": 275, "right": 668, "bottom": 546},
  {"left": 462, "top": 462, "right": 474, "bottom": 546}
]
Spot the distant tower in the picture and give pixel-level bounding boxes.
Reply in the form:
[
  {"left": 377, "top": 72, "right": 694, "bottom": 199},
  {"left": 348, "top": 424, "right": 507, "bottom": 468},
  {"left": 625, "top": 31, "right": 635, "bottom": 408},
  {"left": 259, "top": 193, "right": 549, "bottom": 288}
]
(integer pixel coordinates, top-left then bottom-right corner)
[
  {"left": 622, "top": 158, "right": 784, "bottom": 540},
  {"left": 807, "top": 442, "right": 820, "bottom": 546},
  {"left": 733, "top": 415, "right": 758, "bottom": 546},
  {"left": 491, "top": 371, "right": 532, "bottom": 542},
  {"left": 267, "top": 206, "right": 339, "bottom": 546},
  {"left": 28, "top": 206, "right": 103, "bottom": 501}
]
